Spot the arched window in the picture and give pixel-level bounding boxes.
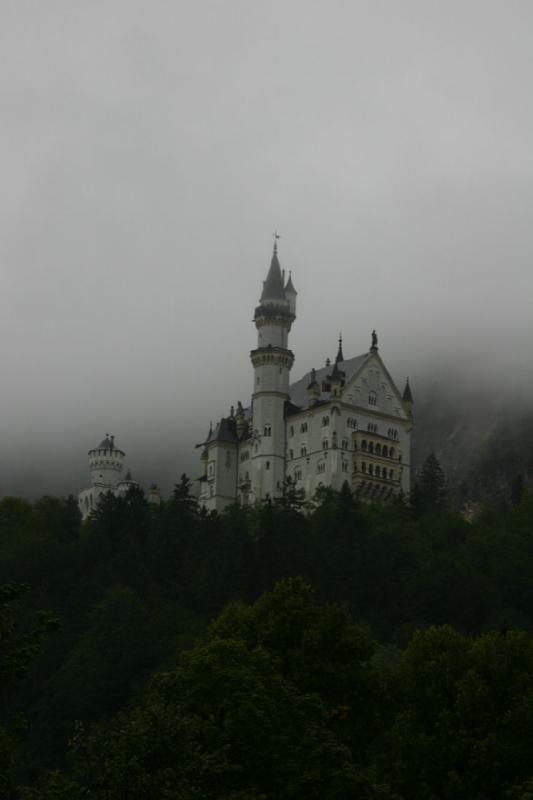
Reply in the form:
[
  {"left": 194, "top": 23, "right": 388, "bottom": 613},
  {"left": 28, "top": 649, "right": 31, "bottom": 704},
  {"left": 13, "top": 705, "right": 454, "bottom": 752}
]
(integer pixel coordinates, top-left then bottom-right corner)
[
  {"left": 289, "top": 449, "right": 294, "bottom": 460},
  {"left": 322, "top": 416, "right": 330, "bottom": 427},
  {"left": 368, "top": 464, "right": 374, "bottom": 475},
  {"left": 362, "top": 440, "right": 367, "bottom": 451},
  {"left": 301, "top": 446, "right": 307, "bottom": 457},
  {"left": 368, "top": 391, "right": 377, "bottom": 406},
  {"left": 382, "top": 445, "right": 388, "bottom": 457},
  {"left": 289, "top": 425, "right": 294, "bottom": 437},
  {"left": 375, "top": 466, "right": 380, "bottom": 477},
  {"left": 368, "top": 442, "right": 374, "bottom": 454},
  {"left": 375, "top": 444, "right": 381, "bottom": 455},
  {"left": 362, "top": 462, "right": 367, "bottom": 473},
  {"left": 322, "top": 439, "right": 329, "bottom": 450},
  {"left": 265, "top": 461, "right": 270, "bottom": 470},
  {"left": 390, "top": 447, "right": 395, "bottom": 458},
  {"left": 389, "top": 469, "right": 394, "bottom": 480},
  {"left": 263, "top": 425, "right": 272, "bottom": 437}
]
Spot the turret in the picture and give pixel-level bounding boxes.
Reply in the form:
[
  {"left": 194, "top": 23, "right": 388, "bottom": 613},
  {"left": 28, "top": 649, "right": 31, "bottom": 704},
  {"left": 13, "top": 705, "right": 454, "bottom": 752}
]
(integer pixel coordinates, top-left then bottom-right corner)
[
  {"left": 284, "top": 271, "right": 297, "bottom": 316},
  {"left": 250, "top": 239, "right": 296, "bottom": 501},
  {"left": 328, "top": 360, "right": 345, "bottom": 399},
  {"left": 402, "top": 377, "right": 414, "bottom": 418},
  {"left": 88, "top": 434, "right": 125, "bottom": 487},
  {"left": 235, "top": 401, "right": 245, "bottom": 438}
]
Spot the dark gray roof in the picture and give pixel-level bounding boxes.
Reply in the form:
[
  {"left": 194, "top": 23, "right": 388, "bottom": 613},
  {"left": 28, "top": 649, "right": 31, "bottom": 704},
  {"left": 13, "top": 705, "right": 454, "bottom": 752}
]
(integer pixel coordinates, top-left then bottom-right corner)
[
  {"left": 285, "top": 272, "right": 297, "bottom": 295},
  {"left": 260, "top": 245, "right": 285, "bottom": 301},
  {"left": 288, "top": 353, "right": 368, "bottom": 408},
  {"left": 211, "top": 416, "right": 239, "bottom": 444},
  {"left": 89, "top": 435, "right": 125, "bottom": 455}
]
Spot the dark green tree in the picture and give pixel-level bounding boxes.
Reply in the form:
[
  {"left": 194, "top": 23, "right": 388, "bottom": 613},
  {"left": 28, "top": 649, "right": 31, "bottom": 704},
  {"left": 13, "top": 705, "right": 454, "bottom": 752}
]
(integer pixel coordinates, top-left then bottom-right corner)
[
  {"left": 411, "top": 453, "right": 448, "bottom": 515},
  {"left": 0, "top": 583, "right": 58, "bottom": 799}
]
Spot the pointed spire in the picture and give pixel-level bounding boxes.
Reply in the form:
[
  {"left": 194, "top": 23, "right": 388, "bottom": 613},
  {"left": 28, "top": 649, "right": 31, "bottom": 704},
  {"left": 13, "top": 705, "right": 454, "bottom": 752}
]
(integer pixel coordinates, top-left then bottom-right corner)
[
  {"left": 285, "top": 270, "right": 297, "bottom": 295},
  {"left": 336, "top": 333, "right": 344, "bottom": 363},
  {"left": 260, "top": 238, "right": 285, "bottom": 301},
  {"left": 402, "top": 377, "right": 413, "bottom": 404}
]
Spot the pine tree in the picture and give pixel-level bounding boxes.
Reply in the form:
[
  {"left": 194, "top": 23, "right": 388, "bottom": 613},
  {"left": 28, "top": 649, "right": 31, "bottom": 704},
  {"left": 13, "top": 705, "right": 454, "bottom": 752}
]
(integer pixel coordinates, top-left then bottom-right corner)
[{"left": 411, "top": 453, "right": 448, "bottom": 515}]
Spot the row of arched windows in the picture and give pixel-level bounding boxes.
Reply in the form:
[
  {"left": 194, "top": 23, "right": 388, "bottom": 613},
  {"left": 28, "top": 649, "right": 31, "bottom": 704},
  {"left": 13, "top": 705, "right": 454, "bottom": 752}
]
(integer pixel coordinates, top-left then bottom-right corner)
[
  {"left": 360, "top": 440, "right": 395, "bottom": 457},
  {"left": 361, "top": 463, "right": 395, "bottom": 480}
]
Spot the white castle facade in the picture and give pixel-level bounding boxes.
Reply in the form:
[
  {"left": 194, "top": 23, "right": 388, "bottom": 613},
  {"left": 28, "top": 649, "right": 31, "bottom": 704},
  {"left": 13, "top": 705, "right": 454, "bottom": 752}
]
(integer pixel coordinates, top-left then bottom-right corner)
[{"left": 199, "top": 243, "right": 413, "bottom": 512}]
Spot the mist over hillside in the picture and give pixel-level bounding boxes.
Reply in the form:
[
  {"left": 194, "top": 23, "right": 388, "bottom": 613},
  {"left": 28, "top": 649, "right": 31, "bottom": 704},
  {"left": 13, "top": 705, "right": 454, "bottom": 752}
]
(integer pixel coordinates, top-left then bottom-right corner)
[{"left": 1, "top": 360, "right": 532, "bottom": 503}]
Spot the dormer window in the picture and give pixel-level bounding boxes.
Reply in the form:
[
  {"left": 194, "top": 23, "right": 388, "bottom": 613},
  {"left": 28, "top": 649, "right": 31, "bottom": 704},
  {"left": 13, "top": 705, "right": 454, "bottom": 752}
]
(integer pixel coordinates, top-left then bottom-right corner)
[{"left": 368, "top": 391, "right": 377, "bottom": 406}]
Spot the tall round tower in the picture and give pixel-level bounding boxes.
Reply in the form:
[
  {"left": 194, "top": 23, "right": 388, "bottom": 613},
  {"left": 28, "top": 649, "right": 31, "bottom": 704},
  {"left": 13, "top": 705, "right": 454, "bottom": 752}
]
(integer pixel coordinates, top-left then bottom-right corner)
[
  {"left": 88, "top": 434, "right": 125, "bottom": 488},
  {"left": 250, "top": 240, "right": 297, "bottom": 500}
]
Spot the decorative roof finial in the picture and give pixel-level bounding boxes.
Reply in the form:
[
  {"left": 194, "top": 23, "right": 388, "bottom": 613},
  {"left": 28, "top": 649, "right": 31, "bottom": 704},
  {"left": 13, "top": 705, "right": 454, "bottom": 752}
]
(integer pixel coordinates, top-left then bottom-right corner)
[
  {"left": 272, "top": 231, "right": 280, "bottom": 255},
  {"left": 371, "top": 329, "right": 378, "bottom": 351}
]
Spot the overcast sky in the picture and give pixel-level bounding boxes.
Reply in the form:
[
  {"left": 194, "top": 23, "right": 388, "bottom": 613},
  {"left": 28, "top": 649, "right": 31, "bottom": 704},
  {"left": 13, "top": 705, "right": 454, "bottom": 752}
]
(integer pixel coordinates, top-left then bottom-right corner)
[{"left": 1, "top": 1, "right": 532, "bottom": 496}]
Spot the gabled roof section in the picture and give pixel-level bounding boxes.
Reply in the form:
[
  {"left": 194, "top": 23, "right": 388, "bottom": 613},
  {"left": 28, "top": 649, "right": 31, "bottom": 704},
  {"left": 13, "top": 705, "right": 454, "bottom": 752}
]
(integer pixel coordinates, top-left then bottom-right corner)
[
  {"left": 289, "top": 353, "right": 368, "bottom": 408},
  {"left": 260, "top": 243, "right": 285, "bottom": 301},
  {"left": 343, "top": 350, "right": 408, "bottom": 417}
]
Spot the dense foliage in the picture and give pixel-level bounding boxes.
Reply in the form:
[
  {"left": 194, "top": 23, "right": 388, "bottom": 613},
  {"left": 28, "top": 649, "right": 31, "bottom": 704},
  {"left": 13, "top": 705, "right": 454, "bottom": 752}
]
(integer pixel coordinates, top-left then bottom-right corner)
[{"left": 1, "top": 473, "right": 533, "bottom": 797}]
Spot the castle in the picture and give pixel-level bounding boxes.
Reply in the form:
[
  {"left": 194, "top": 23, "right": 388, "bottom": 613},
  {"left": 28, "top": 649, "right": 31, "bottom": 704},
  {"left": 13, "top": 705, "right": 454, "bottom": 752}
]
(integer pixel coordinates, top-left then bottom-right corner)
[
  {"left": 198, "top": 242, "right": 413, "bottom": 512},
  {"left": 78, "top": 434, "right": 160, "bottom": 519}
]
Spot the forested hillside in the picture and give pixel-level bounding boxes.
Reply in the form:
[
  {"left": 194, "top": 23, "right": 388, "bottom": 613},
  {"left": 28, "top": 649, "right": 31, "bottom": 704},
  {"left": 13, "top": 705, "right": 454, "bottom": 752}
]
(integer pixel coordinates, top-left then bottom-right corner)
[
  {"left": 413, "top": 394, "right": 533, "bottom": 507},
  {"left": 2, "top": 471, "right": 533, "bottom": 798}
]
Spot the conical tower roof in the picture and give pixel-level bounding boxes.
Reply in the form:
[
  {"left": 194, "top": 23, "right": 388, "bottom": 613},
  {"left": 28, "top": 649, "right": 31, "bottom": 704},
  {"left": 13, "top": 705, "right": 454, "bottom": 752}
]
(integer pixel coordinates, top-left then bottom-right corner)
[
  {"left": 402, "top": 378, "right": 413, "bottom": 404},
  {"left": 260, "top": 242, "right": 285, "bottom": 301},
  {"left": 285, "top": 271, "right": 297, "bottom": 295}
]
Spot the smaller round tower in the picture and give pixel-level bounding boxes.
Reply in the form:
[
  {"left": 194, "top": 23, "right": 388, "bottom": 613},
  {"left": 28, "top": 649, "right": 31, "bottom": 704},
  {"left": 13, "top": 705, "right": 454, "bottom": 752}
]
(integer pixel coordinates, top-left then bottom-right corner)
[{"left": 88, "top": 434, "right": 125, "bottom": 487}]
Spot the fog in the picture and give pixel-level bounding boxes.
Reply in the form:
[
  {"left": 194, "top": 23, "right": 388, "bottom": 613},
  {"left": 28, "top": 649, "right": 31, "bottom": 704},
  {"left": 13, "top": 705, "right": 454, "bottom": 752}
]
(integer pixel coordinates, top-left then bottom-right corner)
[{"left": 1, "top": 1, "right": 532, "bottom": 497}]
